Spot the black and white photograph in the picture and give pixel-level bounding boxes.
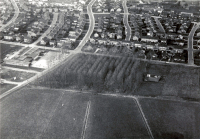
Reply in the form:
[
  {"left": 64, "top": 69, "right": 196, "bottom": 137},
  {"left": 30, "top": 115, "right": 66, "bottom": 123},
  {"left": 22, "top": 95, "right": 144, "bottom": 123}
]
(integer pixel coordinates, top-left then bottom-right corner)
[{"left": 0, "top": 0, "right": 200, "bottom": 138}]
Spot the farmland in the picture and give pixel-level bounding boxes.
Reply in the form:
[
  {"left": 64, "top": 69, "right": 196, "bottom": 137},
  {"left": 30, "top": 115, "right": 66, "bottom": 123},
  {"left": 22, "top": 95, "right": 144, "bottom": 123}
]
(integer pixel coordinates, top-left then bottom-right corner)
[
  {"left": 0, "top": 88, "right": 150, "bottom": 139},
  {"left": 135, "top": 63, "right": 200, "bottom": 99},
  {"left": 33, "top": 53, "right": 146, "bottom": 93},
  {"left": 85, "top": 95, "right": 150, "bottom": 139},
  {"left": 0, "top": 88, "right": 89, "bottom": 139},
  {"left": 139, "top": 98, "right": 200, "bottom": 139},
  {"left": 162, "top": 66, "right": 200, "bottom": 99}
]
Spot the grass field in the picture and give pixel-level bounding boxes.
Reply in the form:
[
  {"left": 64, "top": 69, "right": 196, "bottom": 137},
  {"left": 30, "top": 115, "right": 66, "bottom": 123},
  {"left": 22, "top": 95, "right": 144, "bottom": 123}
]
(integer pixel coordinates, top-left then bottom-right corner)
[
  {"left": 139, "top": 98, "right": 200, "bottom": 139},
  {"left": 135, "top": 63, "right": 200, "bottom": 99},
  {"left": 0, "top": 43, "right": 22, "bottom": 60},
  {"left": 0, "top": 83, "right": 17, "bottom": 94},
  {"left": 1, "top": 69, "right": 36, "bottom": 82},
  {"left": 85, "top": 95, "right": 150, "bottom": 139},
  {"left": 162, "top": 65, "right": 200, "bottom": 99},
  {"left": 0, "top": 88, "right": 151, "bottom": 139},
  {"left": 0, "top": 88, "right": 89, "bottom": 139}
]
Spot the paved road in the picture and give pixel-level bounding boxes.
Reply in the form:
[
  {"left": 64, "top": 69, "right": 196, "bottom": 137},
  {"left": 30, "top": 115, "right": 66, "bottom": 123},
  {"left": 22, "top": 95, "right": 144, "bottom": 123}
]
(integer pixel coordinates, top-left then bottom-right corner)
[
  {"left": 188, "top": 23, "right": 200, "bottom": 65},
  {"left": 0, "top": 0, "right": 19, "bottom": 31},
  {"left": 152, "top": 16, "right": 165, "bottom": 33},
  {"left": 0, "top": 40, "right": 74, "bottom": 52},
  {"left": 2, "top": 66, "right": 39, "bottom": 73},
  {"left": 75, "top": 0, "right": 96, "bottom": 52},
  {"left": 32, "top": 13, "right": 59, "bottom": 45},
  {"left": 1, "top": 79, "right": 20, "bottom": 85},
  {"left": 122, "top": 0, "right": 132, "bottom": 41}
]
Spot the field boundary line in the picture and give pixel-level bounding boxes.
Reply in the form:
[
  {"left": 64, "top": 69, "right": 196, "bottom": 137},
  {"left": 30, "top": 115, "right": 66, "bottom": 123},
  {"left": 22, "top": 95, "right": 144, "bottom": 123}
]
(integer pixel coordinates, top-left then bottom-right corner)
[
  {"left": 26, "top": 87, "right": 200, "bottom": 104},
  {"left": 134, "top": 98, "right": 154, "bottom": 139},
  {"left": 81, "top": 100, "right": 91, "bottom": 139}
]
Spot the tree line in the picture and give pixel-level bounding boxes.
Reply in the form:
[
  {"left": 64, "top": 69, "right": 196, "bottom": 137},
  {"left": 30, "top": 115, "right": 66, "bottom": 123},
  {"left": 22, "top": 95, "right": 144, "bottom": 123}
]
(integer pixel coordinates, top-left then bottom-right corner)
[{"left": 33, "top": 54, "right": 146, "bottom": 93}]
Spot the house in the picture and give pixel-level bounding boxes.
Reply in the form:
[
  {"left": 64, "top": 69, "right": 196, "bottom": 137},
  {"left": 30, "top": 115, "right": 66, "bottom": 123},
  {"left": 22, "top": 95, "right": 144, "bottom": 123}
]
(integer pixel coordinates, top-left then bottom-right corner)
[
  {"left": 40, "top": 37, "right": 49, "bottom": 45},
  {"left": 4, "top": 35, "right": 14, "bottom": 41},
  {"left": 144, "top": 74, "right": 161, "bottom": 82},
  {"left": 94, "top": 33, "right": 99, "bottom": 38},
  {"left": 49, "top": 40, "right": 56, "bottom": 46},
  {"left": 141, "top": 37, "right": 158, "bottom": 43},
  {"left": 161, "top": 39, "right": 167, "bottom": 44},
  {"left": 15, "top": 35, "right": 23, "bottom": 42},
  {"left": 23, "top": 35, "right": 32, "bottom": 43}
]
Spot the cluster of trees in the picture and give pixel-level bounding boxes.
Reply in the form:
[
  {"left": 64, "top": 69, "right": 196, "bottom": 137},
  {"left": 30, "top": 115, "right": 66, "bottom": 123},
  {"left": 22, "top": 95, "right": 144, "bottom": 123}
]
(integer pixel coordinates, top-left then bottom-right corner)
[{"left": 34, "top": 54, "right": 146, "bottom": 93}]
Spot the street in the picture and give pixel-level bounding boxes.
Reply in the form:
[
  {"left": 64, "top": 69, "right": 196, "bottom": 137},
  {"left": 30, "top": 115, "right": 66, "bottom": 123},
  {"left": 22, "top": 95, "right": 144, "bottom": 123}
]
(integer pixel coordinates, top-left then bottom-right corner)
[
  {"left": 32, "top": 13, "right": 59, "bottom": 45},
  {"left": 152, "top": 16, "right": 165, "bottom": 33},
  {"left": 74, "top": 0, "right": 96, "bottom": 52},
  {"left": 0, "top": 0, "right": 19, "bottom": 31},
  {"left": 188, "top": 23, "right": 200, "bottom": 65},
  {"left": 122, "top": 0, "right": 131, "bottom": 41}
]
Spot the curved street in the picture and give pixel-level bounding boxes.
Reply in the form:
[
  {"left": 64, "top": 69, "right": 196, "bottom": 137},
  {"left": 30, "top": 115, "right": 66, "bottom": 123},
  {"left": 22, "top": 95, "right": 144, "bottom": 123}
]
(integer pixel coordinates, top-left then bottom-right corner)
[
  {"left": 32, "top": 13, "right": 59, "bottom": 45},
  {"left": 122, "top": 0, "right": 131, "bottom": 41},
  {"left": 75, "top": 0, "right": 96, "bottom": 52},
  {"left": 188, "top": 23, "right": 200, "bottom": 65},
  {"left": 0, "top": 0, "right": 19, "bottom": 31}
]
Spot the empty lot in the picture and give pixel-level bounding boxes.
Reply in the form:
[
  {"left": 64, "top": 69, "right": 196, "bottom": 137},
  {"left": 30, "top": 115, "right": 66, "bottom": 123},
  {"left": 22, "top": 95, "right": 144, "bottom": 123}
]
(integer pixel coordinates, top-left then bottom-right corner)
[
  {"left": 85, "top": 95, "right": 151, "bottom": 139},
  {"left": 139, "top": 98, "right": 200, "bottom": 139}
]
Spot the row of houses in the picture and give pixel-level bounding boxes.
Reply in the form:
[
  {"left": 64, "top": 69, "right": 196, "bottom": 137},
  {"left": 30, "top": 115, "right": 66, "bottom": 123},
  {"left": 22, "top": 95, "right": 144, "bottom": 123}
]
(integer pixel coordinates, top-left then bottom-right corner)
[
  {"left": 39, "top": 11, "right": 86, "bottom": 49},
  {"left": 0, "top": 2, "right": 14, "bottom": 24},
  {"left": 2, "top": 11, "right": 51, "bottom": 44},
  {"left": 89, "top": 37, "right": 185, "bottom": 54}
]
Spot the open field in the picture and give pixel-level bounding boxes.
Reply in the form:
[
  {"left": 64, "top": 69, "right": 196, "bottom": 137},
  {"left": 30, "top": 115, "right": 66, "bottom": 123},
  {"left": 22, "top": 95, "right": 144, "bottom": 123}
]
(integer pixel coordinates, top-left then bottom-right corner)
[
  {"left": 136, "top": 63, "right": 200, "bottom": 99},
  {"left": 0, "top": 88, "right": 89, "bottom": 139},
  {"left": 0, "top": 88, "right": 151, "bottom": 139},
  {"left": 1, "top": 68, "right": 36, "bottom": 82},
  {"left": 162, "top": 65, "right": 200, "bottom": 99},
  {"left": 0, "top": 43, "right": 22, "bottom": 60},
  {"left": 85, "top": 95, "right": 150, "bottom": 139},
  {"left": 0, "top": 83, "right": 17, "bottom": 94},
  {"left": 139, "top": 98, "right": 200, "bottom": 139}
]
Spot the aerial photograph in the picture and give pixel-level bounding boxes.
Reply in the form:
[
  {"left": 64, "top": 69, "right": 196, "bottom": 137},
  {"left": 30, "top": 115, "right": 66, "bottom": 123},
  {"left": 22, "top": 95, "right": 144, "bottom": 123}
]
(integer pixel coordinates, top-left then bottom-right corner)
[{"left": 0, "top": 0, "right": 200, "bottom": 138}]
